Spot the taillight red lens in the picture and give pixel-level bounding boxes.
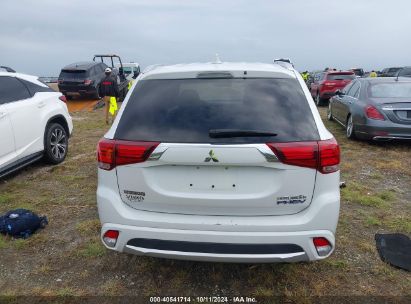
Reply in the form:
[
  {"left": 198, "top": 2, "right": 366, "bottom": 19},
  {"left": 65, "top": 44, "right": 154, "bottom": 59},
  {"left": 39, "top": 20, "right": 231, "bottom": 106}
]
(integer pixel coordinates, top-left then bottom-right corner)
[
  {"left": 59, "top": 95, "right": 67, "bottom": 103},
  {"left": 104, "top": 230, "right": 119, "bottom": 239},
  {"left": 97, "top": 139, "right": 159, "bottom": 170},
  {"left": 97, "top": 139, "right": 116, "bottom": 170},
  {"left": 267, "top": 139, "right": 340, "bottom": 174},
  {"left": 84, "top": 79, "right": 92, "bottom": 85},
  {"left": 365, "top": 105, "right": 385, "bottom": 120},
  {"left": 266, "top": 141, "right": 318, "bottom": 169},
  {"left": 318, "top": 138, "right": 340, "bottom": 174},
  {"left": 115, "top": 141, "right": 159, "bottom": 166}
]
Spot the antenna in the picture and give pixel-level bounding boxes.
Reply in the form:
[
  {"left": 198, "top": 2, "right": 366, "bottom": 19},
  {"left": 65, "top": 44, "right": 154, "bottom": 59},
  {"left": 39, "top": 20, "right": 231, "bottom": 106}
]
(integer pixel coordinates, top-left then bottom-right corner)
[{"left": 213, "top": 53, "right": 222, "bottom": 64}]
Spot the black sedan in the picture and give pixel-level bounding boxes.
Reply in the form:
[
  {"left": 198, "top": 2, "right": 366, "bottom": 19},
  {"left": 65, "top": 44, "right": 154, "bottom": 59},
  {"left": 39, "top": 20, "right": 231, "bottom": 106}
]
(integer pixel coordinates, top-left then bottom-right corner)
[{"left": 327, "top": 77, "right": 411, "bottom": 141}]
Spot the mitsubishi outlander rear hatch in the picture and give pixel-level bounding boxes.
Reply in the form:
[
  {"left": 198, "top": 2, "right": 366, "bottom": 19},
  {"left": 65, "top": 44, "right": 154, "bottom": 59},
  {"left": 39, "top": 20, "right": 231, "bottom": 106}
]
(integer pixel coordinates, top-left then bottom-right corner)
[{"left": 108, "top": 77, "right": 322, "bottom": 216}]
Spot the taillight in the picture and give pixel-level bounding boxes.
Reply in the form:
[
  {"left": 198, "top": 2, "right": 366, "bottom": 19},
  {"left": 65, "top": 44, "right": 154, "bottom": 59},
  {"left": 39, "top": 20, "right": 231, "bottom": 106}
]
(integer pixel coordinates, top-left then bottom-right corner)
[
  {"left": 266, "top": 139, "right": 340, "bottom": 174},
  {"left": 59, "top": 95, "right": 67, "bottom": 103},
  {"left": 58, "top": 79, "right": 63, "bottom": 84},
  {"left": 365, "top": 105, "right": 385, "bottom": 120},
  {"left": 84, "top": 79, "right": 92, "bottom": 85},
  {"left": 267, "top": 141, "right": 318, "bottom": 169},
  {"left": 97, "top": 139, "right": 116, "bottom": 170},
  {"left": 318, "top": 138, "right": 340, "bottom": 174},
  {"left": 103, "top": 230, "right": 119, "bottom": 248},
  {"left": 313, "top": 237, "right": 332, "bottom": 257},
  {"left": 97, "top": 139, "right": 159, "bottom": 170}
]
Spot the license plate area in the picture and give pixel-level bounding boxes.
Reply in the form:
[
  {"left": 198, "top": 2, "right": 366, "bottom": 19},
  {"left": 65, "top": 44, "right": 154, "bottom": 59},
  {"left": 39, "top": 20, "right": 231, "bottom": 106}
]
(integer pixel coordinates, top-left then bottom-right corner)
[
  {"left": 188, "top": 166, "right": 236, "bottom": 190},
  {"left": 395, "top": 110, "right": 411, "bottom": 120}
]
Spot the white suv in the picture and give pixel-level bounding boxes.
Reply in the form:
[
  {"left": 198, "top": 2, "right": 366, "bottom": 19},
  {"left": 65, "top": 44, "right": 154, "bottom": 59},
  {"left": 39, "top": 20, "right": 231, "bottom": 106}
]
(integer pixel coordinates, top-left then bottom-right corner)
[
  {"left": 0, "top": 72, "right": 73, "bottom": 178},
  {"left": 97, "top": 61, "right": 340, "bottom": 263}
]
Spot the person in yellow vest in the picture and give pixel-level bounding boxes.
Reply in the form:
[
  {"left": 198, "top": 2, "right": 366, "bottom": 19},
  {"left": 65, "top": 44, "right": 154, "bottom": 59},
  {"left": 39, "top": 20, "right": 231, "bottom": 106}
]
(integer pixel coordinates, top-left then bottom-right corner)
[
  {"left": 301, "top": 71, "right": 309, "bottom": 82},
  {"left": 369, "top": 70, "right": 378, "bottom": 78}
]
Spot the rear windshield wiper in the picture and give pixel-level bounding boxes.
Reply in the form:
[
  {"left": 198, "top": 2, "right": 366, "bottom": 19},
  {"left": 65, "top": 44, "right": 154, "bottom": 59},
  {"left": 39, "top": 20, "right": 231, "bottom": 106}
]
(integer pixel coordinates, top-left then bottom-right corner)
[{"left": 209, "top": 129, "right": 277, "bottom": 138}]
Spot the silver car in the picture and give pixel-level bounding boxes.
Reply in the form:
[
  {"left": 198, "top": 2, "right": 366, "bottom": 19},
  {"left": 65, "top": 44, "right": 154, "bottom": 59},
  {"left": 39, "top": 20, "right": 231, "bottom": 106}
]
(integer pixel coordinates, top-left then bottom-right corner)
[{"left": 328, "top": 77, "right": 411, "bottom": 141}]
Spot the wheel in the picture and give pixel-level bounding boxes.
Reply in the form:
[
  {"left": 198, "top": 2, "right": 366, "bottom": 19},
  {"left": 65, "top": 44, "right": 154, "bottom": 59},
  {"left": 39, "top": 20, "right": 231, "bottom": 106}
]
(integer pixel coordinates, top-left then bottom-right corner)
[
  {"left": 44, "top": 123, "right": 68, "bottom": 164},
  {"left": 316, "top": 93, "right": 324, "bottom": 106},
  {"left": 346, "top": 115, "right": 356, "bottom": 139},
  {"left": 327, "top": 102, "right": 334, "bottom": 121}
]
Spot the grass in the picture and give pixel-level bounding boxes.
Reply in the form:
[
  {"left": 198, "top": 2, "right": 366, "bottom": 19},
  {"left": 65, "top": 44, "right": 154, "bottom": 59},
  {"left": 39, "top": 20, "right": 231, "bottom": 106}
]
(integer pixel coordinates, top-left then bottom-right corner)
[
  {"left": 76, "top": 219, "right": 101, "bottom": 236},
  {"left": 0, "top": 193, "right": 13, "bottom": 204},
  {"left": 341, "top": 183, "right": 396, "bottom": 208},
  {"left": 75, "top": 240, "right": 106, "bottom": 258},
  {"left": 365, "top": 215, "right": 382, "bottom": 227},
  {"left": 0, "top": 235, "right": 8, "bottom": 249}
]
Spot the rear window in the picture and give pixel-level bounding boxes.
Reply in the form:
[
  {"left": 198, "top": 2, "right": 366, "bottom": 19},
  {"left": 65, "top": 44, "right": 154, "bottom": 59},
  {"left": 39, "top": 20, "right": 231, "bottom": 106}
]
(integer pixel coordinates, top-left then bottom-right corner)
[
  {"left": 369, "top": 82, "right": 411, "bottom": 98},
  {"left": 398, "top": 68, "right": 411, "bottom": 77},
  {"left": 115, "top": 78, "right": 319, "bottom": 143},
  {"left": 326, "top": 74, "right": 355, "bottom": 80},
  {"left": 388, "top": 68, "right": 401, "bottom": 73},
  {"left": 59, "top": 70, "right": 87, "bottom": 80}
]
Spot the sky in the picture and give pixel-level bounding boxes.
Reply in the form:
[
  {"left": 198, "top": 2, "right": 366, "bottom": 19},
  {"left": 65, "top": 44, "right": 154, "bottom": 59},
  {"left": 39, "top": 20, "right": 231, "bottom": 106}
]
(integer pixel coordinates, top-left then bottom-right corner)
[{"left": 1, "top": 0, "right": 411, "bottom": 76}]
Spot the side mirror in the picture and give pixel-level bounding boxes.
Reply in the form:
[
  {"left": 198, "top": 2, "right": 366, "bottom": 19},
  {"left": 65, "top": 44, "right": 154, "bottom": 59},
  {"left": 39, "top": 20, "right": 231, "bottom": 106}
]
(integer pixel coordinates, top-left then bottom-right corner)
[
  {"left": 335, "top": 90, "right": 343, "bottom": 96},
  {"left": 119, "top": 67, "right": 124, "bottom": 75},
  {"left": 133, "top": 71, "right": 139, "bottom": 79}
]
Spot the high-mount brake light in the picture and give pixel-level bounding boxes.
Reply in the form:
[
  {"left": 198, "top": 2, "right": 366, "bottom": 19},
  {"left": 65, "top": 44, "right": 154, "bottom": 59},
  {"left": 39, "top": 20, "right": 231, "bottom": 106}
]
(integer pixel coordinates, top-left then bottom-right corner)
[
  {"left": 97, "top": 139, "right": 159, "bottom": 170},
  {"left": 266, "top": 139, "right": 340, "bottom": 174}
]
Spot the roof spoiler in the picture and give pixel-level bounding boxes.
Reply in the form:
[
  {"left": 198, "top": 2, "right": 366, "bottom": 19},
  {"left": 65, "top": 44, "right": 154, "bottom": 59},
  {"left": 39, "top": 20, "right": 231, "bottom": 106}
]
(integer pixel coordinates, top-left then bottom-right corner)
[{"left": 273, "top": 58, "right": 294, "bottom": 69}]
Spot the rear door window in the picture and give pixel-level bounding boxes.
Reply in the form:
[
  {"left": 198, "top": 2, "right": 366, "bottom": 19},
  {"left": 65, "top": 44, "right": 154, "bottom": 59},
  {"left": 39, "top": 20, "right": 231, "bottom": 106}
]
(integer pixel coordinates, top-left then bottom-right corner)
[
  {"left": 115, "top": 78, "right": 319, "bottom": 143},
  {"left": 0, "top": 76, "right": 31, "bottom": 104},
  {"left": 347, "top": 81, "right": 360, "bottom": 98}
]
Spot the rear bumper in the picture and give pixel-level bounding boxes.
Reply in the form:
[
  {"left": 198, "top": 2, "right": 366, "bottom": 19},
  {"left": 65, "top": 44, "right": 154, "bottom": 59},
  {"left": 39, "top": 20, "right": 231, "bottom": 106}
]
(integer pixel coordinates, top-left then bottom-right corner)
[
  {"left": 97, "top": 169, "right": 340, "bottom": 263},
  {"left": 320, "top": 89, "right": 339, "bottom": 100},
  {"left": 101, "top": 223, "right": 334, "bottom": 263},
  {"left": 58, "top": 84, "right": 96, "bottom": 95},
  {"left": 355, "top": 121, "right": 411, "bottom": 141}
]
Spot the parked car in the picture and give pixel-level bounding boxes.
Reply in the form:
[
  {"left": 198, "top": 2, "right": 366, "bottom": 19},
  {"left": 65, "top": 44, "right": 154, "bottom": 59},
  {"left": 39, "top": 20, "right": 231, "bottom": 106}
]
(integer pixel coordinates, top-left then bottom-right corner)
[
  {"left": 0, "top": 72, "right": 73, "bottom": 178},
  {"left": 306, "top": 70, "right": 322, "bottom": 88},
  {"left": 310, "top": 70, "right": 355, "bottom": 106},
  {"left": 0, "top": 66, "right": 16, "bottom": 73},
  {"left": 350, "top": 68, "right": 365, "bottom": 77},
  {"left": 58, "top": 61, "right": 108, "bottom": 99},
  {"left": 97, "top": 61, "right": 341, "bottom": 263},
  {"left": 117, "top": 62, "right": 140, "bottom": 80},
  {"left": 328, "top": 77, "right": 411, "bottom": 140},
  {"left": 396, "top": 66, "right": 411, "bottom": 78},
  {"left": 380, "top": 67, "right": 402, "bottom": 77}
]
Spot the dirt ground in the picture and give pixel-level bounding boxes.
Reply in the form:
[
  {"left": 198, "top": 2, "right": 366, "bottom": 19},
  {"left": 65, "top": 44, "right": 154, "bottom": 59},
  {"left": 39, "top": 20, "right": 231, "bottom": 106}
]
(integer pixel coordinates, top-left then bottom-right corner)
[{"left": 0, "top": 105, "right": 410, "bottom": 302}]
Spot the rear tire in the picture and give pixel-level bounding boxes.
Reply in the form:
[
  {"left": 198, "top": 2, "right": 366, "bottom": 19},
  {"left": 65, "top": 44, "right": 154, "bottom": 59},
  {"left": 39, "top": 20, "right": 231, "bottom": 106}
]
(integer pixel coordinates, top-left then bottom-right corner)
[
  {"left": 44, "top": 123, "right": 68, "bottom": 164},
  {"left": 346, "top": 115, "right": 356, "bottom": 139},
  {"left": 327, "top": 103, "right": 334, "bottom": 121}
]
